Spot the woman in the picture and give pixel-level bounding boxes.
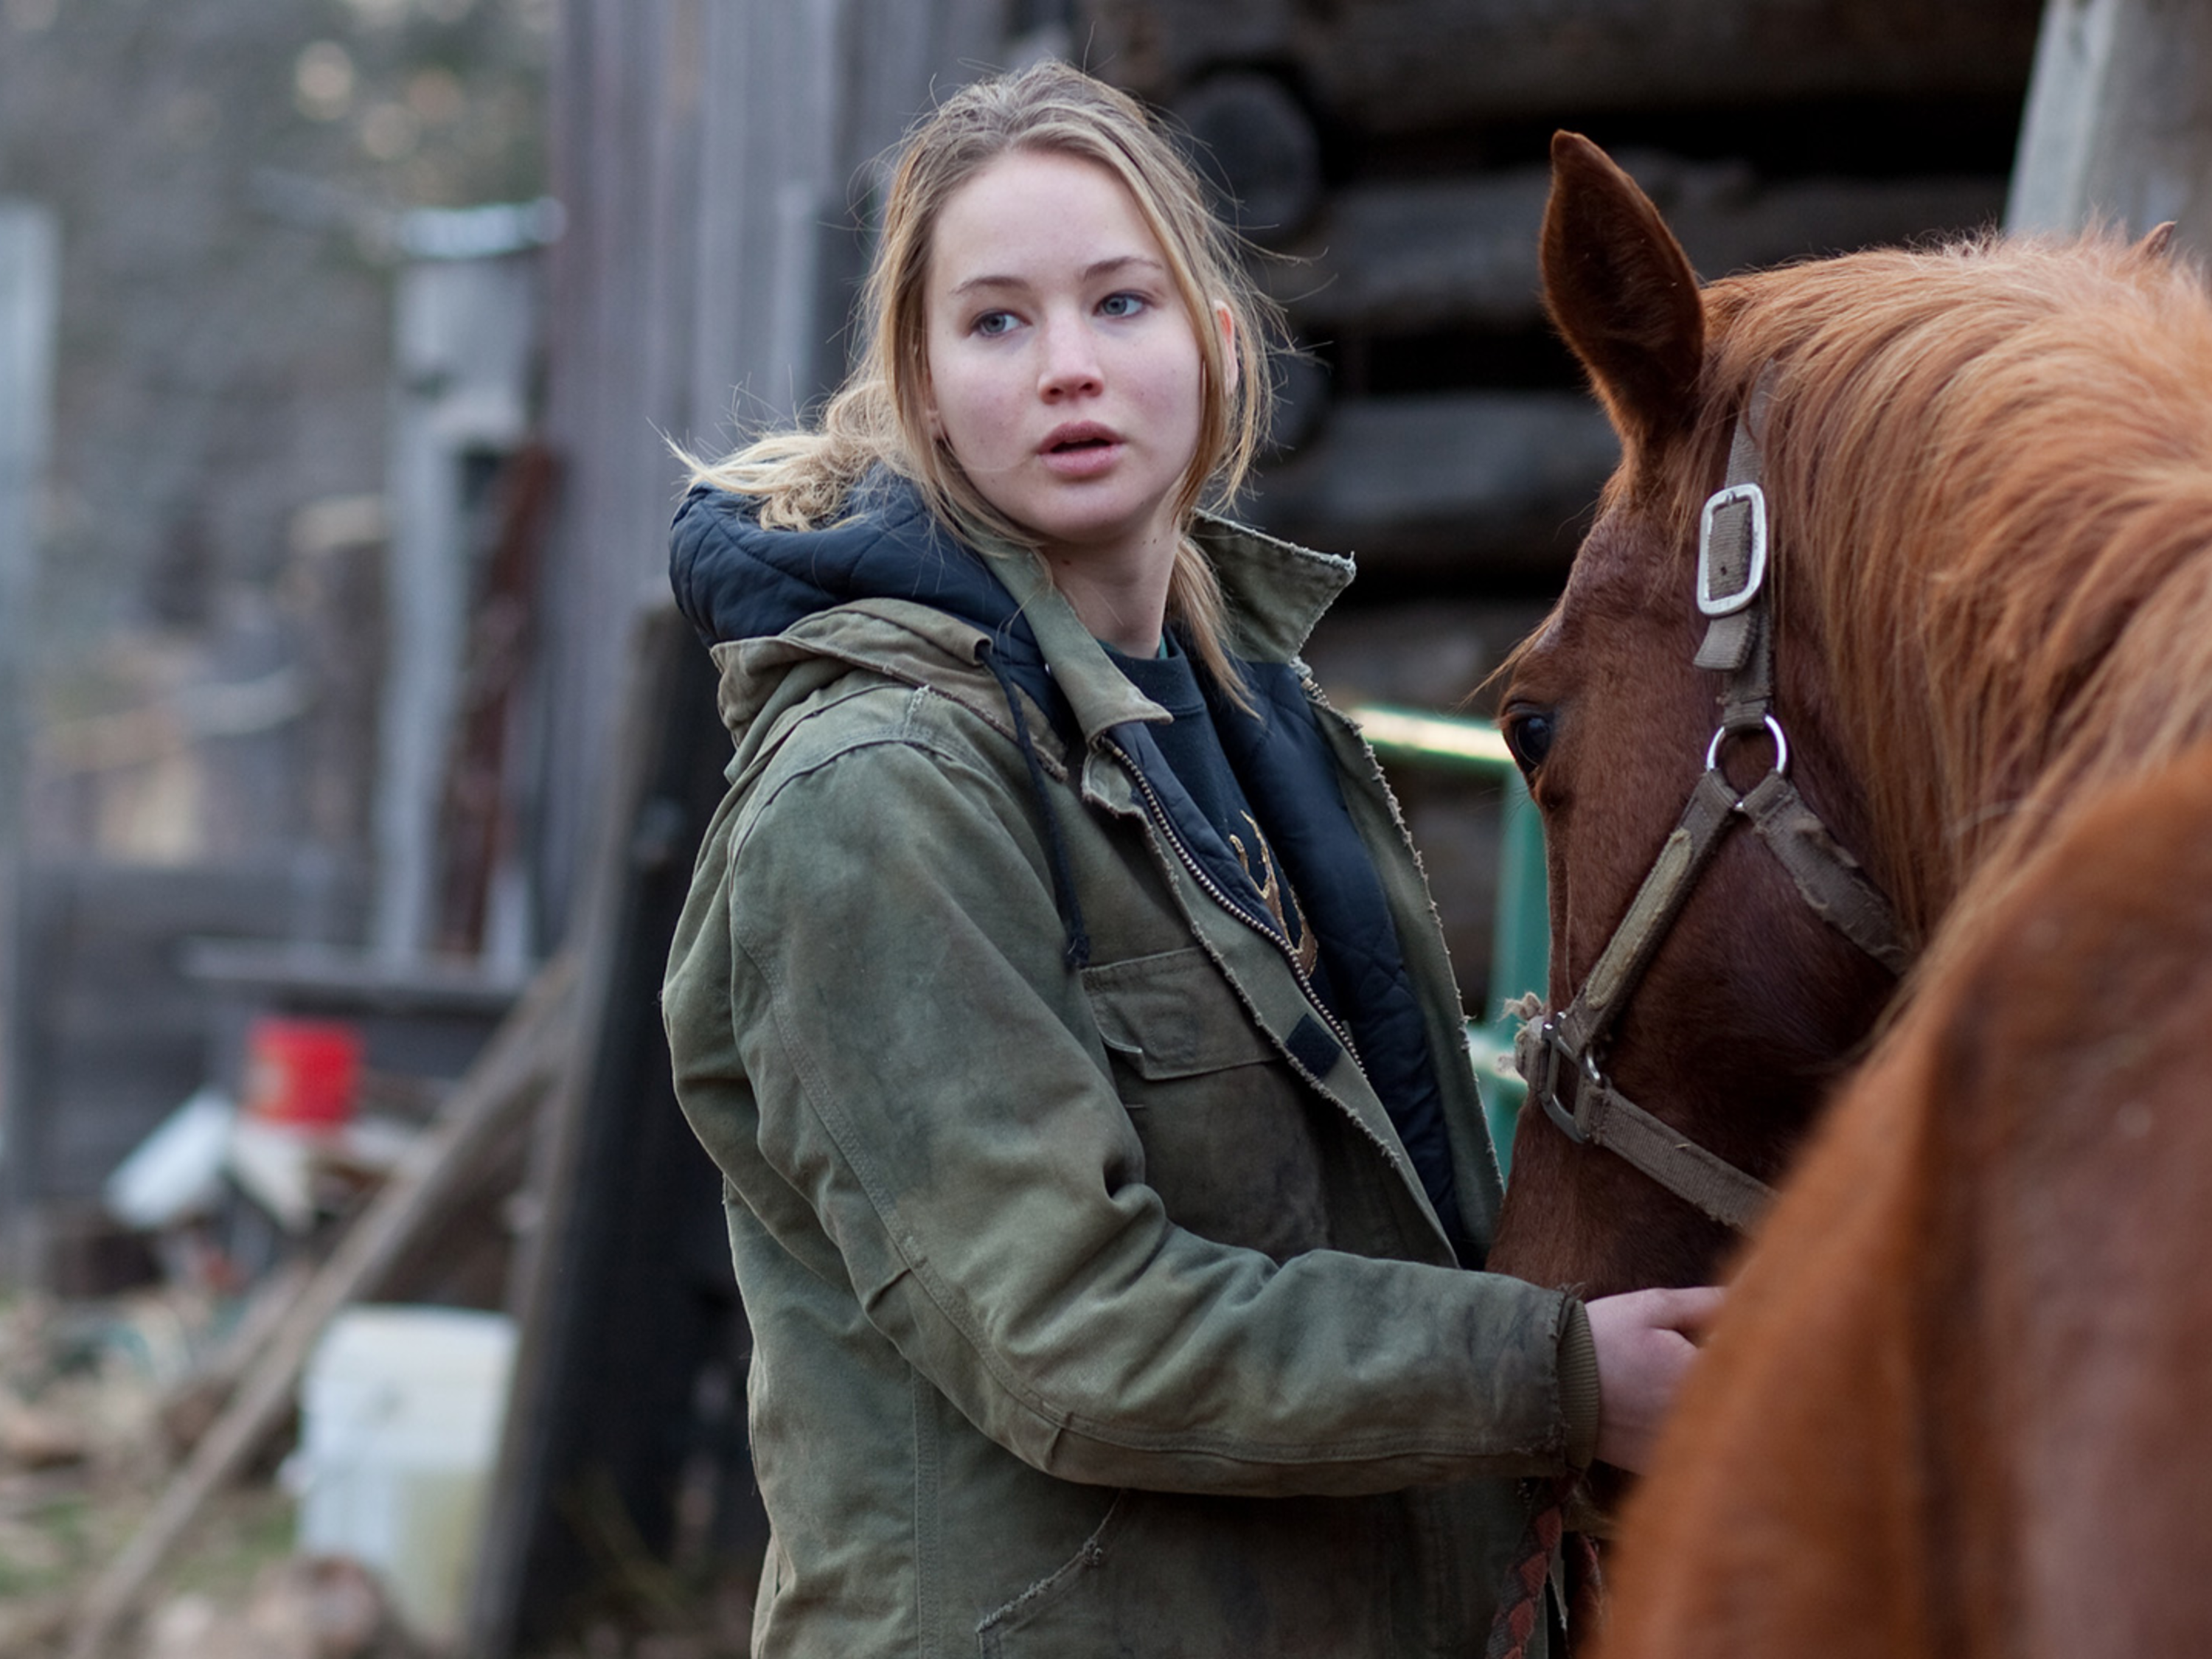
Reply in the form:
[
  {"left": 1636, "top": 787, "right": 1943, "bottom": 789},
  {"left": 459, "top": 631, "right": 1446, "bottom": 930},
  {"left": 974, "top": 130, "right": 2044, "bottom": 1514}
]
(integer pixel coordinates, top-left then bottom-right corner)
[{"left": 664, "top": 60, "right": 1715, "bottom": 1658}]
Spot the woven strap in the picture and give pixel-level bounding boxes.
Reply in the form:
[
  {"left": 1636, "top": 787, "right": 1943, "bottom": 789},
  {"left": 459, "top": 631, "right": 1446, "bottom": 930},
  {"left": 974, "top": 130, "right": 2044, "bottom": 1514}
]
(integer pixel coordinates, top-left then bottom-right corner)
[
  {"left": 1739, "top": 773, "right": 1913, "bottom": 975},
  {"left": 1513, "top": 1014, "right": 1777, "bottom": 1233},
  {"left": 1555, "top": 770, "right": 1740, "bottom": 1059},
  {"left": 1568, "top": 1076, "right": 1775, "bottom": 1232},
  {"left": 1693, "top": 369, "right": 1776, "bottom": 685}
]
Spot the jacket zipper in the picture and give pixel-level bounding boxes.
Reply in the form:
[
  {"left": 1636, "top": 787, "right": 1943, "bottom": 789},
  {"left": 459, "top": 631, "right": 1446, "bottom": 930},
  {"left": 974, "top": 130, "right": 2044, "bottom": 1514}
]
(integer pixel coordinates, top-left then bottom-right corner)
[
  {"left": 1105, "top": 739, "right": 1444, "bottom": 1213},
  {"left": 1102, "top": 737, "right": 1366, "bottom": 1071}
]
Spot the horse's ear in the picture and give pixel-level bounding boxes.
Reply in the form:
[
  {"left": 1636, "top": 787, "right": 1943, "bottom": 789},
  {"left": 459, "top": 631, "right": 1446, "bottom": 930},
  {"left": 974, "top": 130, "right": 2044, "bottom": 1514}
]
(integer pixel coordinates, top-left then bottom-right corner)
[
  {"left": 2136, "top": 220, "right": 2178, "bottom": 259},
  {"left": 1542, "top": 131, "right": 1704, "bottom": 448}
]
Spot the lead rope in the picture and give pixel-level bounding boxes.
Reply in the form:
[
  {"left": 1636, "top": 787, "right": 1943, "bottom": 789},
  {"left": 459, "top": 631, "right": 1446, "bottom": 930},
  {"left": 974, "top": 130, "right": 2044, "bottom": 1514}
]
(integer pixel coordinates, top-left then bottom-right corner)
[{"left": 1484, "top": 1477, "right": 1604, "bottom": 1659}]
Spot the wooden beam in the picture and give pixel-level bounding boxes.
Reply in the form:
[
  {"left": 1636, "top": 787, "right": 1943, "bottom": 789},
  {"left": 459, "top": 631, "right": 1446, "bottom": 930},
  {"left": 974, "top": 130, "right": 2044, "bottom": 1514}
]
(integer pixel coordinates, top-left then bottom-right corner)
[
  {"left": 2007, "top": 0, "right": 2212, "bottom": 255},
  {"left": 1252, "top": 391, "right": 1618, "bottom": 577}
]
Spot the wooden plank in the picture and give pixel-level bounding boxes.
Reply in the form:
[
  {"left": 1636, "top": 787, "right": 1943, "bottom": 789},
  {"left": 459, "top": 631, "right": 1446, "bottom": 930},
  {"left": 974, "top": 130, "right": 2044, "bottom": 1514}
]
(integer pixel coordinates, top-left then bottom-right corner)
[
  {"left": 2006, "top": 0, "right": 2212, "bottom": 255},
  {"left": 62, "top": 951, "right": 577, "bottom": 1659},
  {"left": 463, "top": 605, "right": 740, "bottom": 1657},
  {"left": 534, "top": 0, "right": 1012, "bottom": 951},
  {"left": 1271, "top": 164, "right": 2007, "bottom": 335}
]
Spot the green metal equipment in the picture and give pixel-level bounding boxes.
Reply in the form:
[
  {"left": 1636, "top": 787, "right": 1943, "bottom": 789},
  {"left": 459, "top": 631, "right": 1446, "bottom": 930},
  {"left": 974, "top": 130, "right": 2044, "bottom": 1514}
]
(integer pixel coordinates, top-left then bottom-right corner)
[{"left": 1350, "top": 706, "right": 1547, "bottom": 1179}]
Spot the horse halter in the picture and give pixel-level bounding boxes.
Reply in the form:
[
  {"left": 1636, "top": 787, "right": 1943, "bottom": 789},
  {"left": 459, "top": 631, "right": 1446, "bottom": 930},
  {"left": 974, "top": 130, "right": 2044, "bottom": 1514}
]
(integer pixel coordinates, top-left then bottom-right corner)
[{"left": 1514, "top": 369, "right": 1915, "bottom": 1232}]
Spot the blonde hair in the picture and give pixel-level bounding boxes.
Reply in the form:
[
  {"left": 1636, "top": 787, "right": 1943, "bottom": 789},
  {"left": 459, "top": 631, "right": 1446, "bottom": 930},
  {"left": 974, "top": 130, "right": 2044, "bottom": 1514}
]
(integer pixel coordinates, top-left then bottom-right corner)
[{"left": 685, "top": 60, "right": 1281, "bottom": 695}]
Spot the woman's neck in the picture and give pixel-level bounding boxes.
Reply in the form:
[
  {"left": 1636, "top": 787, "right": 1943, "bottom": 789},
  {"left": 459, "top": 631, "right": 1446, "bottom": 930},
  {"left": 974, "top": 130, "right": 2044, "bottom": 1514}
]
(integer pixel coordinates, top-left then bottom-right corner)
[{"left": 1043, "top": 529, "right": 1177, "bottom": 656}]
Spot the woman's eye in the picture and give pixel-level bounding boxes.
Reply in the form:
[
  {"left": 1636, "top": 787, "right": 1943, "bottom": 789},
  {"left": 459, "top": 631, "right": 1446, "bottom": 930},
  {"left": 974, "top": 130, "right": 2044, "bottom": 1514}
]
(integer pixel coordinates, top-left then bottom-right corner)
[
  {"left": 1502, "top": 708, "right": 1555, "bottom": 774},
  {"left": 1099, "top": 292, "right": 1146, "bottom": 319},
  {"left": 973, "top": 310, "right": 1018, "bottom": 338}
]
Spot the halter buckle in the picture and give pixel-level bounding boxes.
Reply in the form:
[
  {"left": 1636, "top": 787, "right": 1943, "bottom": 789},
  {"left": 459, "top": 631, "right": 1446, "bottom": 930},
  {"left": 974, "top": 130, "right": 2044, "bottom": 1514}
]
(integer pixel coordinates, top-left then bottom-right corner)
[
  {"left": 1530, "top": 1015, "right": 1603, "bottom": 1147},
  {"left": 1697, "top": 482, "right": 1769, "bottom": 616}
]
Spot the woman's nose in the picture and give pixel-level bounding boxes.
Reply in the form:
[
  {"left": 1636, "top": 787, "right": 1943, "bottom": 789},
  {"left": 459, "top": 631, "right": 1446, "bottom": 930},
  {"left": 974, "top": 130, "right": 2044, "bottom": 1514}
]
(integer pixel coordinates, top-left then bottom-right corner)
[{"left": 1035, "top": 315, "right": 1103, "bottom": 398}]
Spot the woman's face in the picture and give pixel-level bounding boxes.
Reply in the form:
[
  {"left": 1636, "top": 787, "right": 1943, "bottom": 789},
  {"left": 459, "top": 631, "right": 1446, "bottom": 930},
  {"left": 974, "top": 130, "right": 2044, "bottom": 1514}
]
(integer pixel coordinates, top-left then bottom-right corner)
[{"left": 923, "top": 148, "right": 1217, "bottom": 591}]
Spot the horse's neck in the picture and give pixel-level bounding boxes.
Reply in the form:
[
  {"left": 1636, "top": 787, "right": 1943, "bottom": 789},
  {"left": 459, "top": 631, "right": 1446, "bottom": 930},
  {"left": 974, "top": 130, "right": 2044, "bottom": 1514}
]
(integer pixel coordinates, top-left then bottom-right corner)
[{"left": 1822, "top": 510, "right": 2212, "bottom": 980}]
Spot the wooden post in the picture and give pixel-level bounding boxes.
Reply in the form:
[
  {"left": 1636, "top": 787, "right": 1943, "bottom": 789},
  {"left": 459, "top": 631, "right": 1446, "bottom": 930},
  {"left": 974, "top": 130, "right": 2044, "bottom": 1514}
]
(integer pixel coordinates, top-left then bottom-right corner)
[
  {"left": 2007, "top": 0, "right": 2212, "bottom": 251},
  {"left": 529, "top": 0, "right": 1009, "bottom": 947},
  {"left": 463, "top": 605, "right": 736, "bottom": 1659},
  {"left": 0, "top": 204, "right": 57, "bottom": 1270}
]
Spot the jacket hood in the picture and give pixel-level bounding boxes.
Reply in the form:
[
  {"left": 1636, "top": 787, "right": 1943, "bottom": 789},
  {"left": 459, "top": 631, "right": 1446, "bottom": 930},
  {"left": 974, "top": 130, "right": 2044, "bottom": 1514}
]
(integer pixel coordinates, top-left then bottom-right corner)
[
  {"left": 671, "top": 469, "right": 1052, "bottom": 675},
  {"left": 669, "top": 468, "right": 1084, "bottom": 762}
]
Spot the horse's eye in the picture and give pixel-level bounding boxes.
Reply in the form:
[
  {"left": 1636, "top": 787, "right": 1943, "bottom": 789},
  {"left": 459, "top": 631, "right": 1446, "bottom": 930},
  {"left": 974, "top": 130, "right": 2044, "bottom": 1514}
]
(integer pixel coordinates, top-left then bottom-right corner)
[{"left": 1503, "top": 708, "right": 1555, "bottom": 773}]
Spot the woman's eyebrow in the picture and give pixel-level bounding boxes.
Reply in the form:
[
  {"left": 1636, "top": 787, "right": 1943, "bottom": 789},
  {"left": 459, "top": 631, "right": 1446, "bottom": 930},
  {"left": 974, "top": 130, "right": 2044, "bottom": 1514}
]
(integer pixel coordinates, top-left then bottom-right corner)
[
  {"left": 1082, "top": 254, "right": 1165, "bottom": 282},
  {"left": 950, "top": 271, "right": 1026, "bottom": 296},
  {"left": 950, "top": 254, "right": 1165, "bottom": 297}
]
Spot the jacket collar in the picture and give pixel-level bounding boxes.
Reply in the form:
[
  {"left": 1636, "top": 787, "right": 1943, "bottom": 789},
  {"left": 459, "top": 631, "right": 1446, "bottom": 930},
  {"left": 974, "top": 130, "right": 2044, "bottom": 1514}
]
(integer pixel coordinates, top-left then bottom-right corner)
[{"left": 987, "top": 512, "right": 1355, "bottom": 746}]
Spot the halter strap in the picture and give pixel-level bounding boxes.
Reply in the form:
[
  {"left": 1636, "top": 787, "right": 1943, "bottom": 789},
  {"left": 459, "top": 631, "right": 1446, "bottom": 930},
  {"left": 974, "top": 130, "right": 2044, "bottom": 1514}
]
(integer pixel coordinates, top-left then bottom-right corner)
[{"left": 1516, "top": 369, "right": 1913, "bottom": 1233}]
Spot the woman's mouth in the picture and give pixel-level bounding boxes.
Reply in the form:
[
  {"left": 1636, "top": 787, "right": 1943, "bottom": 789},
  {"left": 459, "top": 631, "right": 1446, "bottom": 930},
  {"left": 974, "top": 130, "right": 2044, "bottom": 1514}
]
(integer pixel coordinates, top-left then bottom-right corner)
[{"left": 1040, "top": 424, "right": 1122, "bottom": 476}]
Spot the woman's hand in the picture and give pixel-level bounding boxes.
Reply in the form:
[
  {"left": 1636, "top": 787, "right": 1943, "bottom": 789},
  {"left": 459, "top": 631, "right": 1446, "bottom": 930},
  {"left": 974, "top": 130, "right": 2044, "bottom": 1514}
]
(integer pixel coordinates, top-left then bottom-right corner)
[{"left": 1586, "top": 1285, "right": 1725, "bottom": 1472}]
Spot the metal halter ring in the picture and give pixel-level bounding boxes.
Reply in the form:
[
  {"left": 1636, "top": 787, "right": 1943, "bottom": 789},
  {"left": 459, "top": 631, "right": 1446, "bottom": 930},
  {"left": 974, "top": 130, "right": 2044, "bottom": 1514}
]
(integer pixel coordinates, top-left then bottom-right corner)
[{"left": 1705, "top": 712, "right": 1790, "bottom": 777}]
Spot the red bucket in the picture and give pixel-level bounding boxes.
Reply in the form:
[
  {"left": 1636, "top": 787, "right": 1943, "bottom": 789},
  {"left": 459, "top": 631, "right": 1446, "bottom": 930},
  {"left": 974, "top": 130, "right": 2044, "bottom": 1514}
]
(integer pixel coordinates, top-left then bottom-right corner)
[{"left": 241, "top": 1016, "right": 363, "bottom": 1131}]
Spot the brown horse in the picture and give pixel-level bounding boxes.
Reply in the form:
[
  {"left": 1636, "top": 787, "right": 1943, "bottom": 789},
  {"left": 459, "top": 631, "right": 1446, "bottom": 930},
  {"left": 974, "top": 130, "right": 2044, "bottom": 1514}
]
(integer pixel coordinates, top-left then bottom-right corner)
[
  {"left": 1488, "top": 134, "right": 2212, "bottom": 1300},
  {"left": 1598, "top": 745, "right": 2212, "bottom": 1655},
  {"left": 1484, "top": 134, "right": 2212, "bottom": 1647}
]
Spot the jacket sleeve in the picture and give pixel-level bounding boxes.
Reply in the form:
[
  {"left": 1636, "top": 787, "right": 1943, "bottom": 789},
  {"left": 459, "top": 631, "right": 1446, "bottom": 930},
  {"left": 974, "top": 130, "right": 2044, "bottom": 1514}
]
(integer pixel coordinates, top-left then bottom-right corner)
[{"left": 678, "top": 722, "right": 1586, "bottom": 1498}]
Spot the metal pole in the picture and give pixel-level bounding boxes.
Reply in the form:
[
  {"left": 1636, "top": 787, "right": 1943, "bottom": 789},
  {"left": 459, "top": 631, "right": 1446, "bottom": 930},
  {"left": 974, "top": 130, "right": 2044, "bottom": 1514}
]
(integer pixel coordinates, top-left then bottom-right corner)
[
  {"left": 0, "top": 204, "right": 57, "bottom": 1260},
  {"left": 373, "top": 254, "right": 538, "bottom": 959}
]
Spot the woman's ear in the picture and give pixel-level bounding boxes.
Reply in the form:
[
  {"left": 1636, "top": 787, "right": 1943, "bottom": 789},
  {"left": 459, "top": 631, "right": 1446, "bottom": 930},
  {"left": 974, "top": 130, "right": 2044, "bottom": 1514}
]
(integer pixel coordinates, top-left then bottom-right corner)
[{"left": 1214, "top": 301, "right": 1238, "bottom": 395}]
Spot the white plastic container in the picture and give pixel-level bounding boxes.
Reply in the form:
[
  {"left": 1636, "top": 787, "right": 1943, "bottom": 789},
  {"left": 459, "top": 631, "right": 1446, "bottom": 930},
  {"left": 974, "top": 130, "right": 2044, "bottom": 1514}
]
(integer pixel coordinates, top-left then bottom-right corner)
[{"left": 293, "top": 1305, "right": 518, "bottom": 1646}]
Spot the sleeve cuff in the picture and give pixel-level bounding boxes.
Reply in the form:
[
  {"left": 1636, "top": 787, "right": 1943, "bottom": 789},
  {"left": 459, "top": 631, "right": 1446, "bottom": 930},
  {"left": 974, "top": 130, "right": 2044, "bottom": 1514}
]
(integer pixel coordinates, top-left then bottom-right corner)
[{"left": 1558, "top": 1298, "right": 1601, "bottom": 1470}]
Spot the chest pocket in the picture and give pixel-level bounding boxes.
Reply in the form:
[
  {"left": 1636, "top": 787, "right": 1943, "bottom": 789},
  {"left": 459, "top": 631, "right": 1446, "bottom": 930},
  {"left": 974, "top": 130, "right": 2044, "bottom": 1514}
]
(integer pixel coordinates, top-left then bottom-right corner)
[
  {"left": 1081, "top": 947, "right": 1273, "bottom": 1077},
  {"left": 1079, "top": 947, "right": 1329, "bottom": 1259}
]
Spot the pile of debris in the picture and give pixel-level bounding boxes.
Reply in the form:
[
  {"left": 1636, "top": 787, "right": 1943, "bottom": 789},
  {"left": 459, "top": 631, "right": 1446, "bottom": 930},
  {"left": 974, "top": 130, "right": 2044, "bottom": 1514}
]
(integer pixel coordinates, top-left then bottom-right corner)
[
  {"left": 0, "top": 1287, "right": 421, "bottom": 1658},
  {"left": 0, "top": 957, "right": 650, "bottom": 1659}
]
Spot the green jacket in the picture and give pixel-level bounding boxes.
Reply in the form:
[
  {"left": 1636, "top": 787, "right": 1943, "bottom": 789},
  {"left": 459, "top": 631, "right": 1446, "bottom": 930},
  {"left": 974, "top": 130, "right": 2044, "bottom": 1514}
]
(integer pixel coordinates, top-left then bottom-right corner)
[{"left": 663, "top": 490, "right": 1595, "bottom": 1658}]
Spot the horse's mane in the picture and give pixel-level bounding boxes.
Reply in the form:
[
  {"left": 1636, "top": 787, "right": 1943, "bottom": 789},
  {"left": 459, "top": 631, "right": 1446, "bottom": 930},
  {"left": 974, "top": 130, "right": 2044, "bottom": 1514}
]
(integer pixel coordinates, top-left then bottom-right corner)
[{"left": 1670, "top": 232, "right": 2212, "bottom": 964}]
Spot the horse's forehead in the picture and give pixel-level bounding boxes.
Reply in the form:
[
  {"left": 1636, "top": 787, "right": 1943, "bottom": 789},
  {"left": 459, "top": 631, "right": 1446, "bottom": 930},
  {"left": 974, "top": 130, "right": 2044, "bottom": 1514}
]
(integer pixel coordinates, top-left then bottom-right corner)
[
  {"left": 1506, "top": 529, "right": 1689, "bottom": 712},
  {"left": 1560, "top": 504, "right": 1690, "bottom": 633}
]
